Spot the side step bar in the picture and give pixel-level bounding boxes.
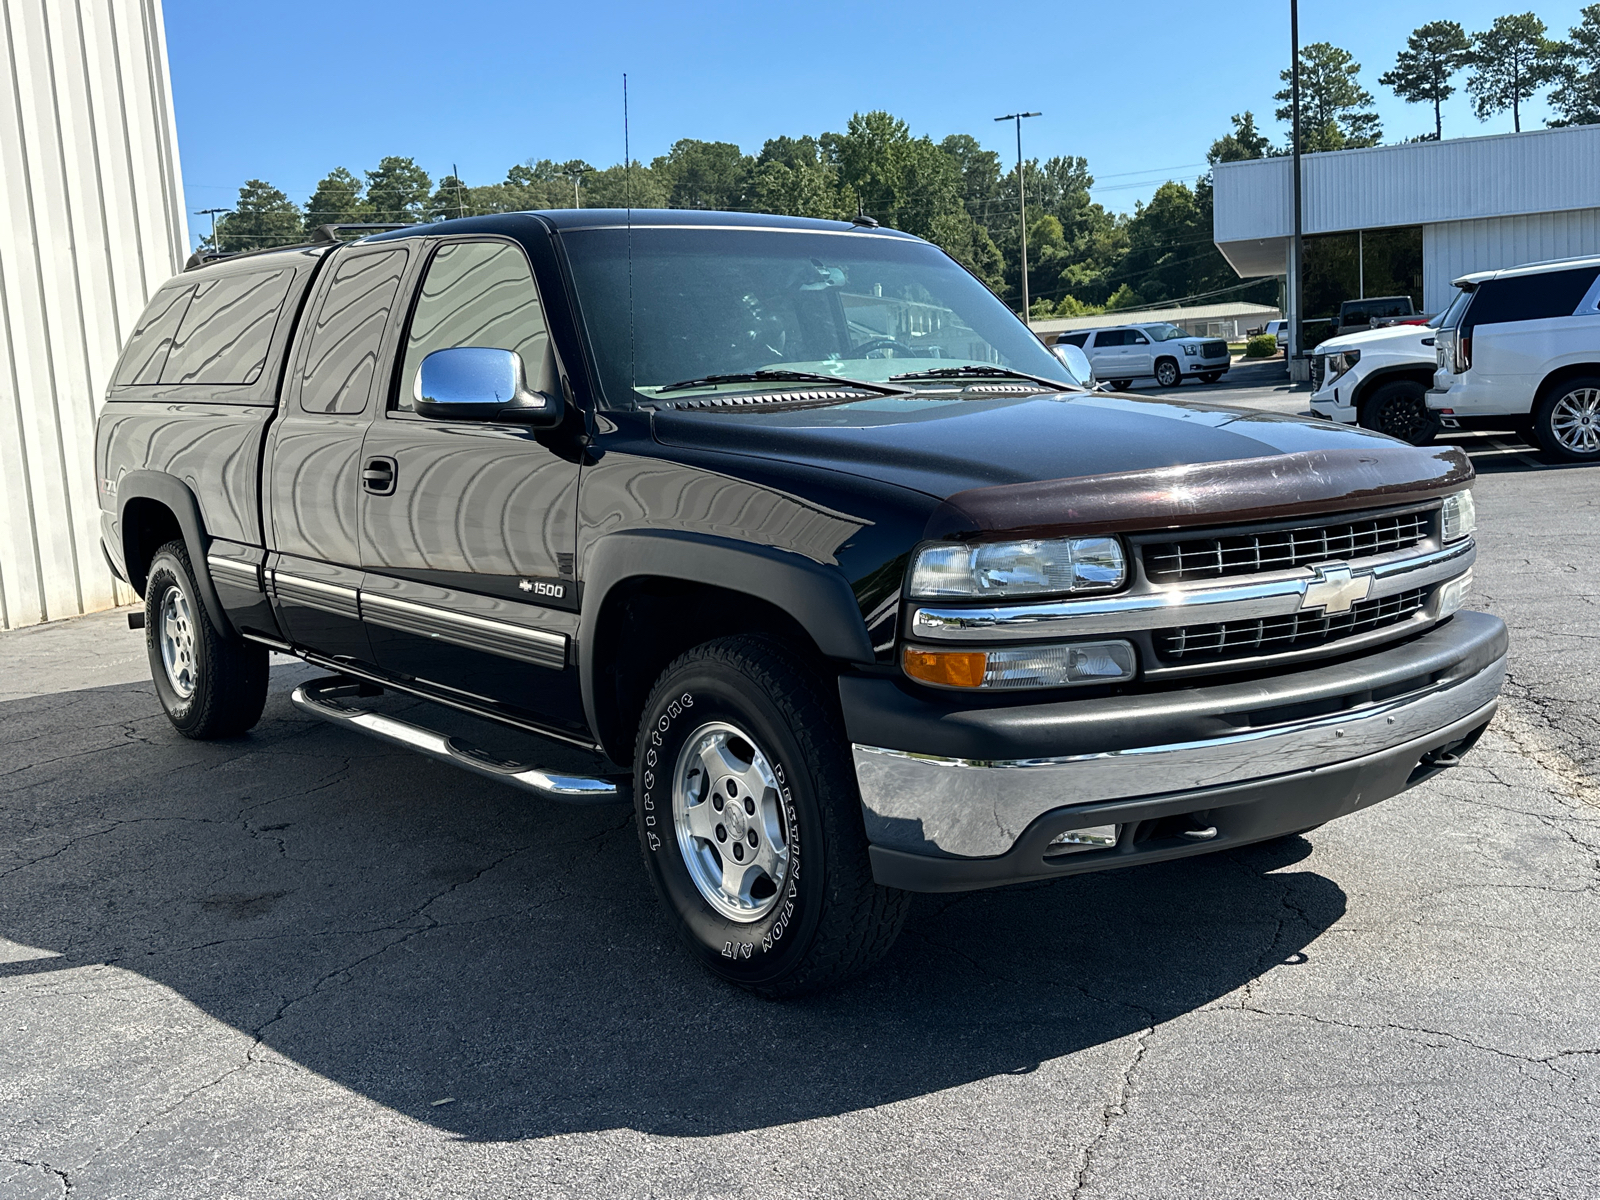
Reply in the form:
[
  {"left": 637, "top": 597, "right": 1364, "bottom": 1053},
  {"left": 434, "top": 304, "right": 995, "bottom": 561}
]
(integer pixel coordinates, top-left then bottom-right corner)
[{"left": 290, "top": 677, "right": 630, "bottom": 805}]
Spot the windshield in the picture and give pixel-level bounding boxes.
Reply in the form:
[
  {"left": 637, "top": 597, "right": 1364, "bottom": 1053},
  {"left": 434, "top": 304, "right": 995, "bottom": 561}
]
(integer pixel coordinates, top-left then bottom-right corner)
[
  {"left": 561, "top": 226, "right": 1074, "bottom": 405},
  {"left": 1141, "top": 323, "right": 1188, "bottom": 341}
]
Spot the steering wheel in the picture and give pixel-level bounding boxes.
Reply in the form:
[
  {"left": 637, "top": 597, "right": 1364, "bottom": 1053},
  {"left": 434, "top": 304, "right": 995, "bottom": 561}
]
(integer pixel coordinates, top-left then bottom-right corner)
[{"left": 845, "top": 337, "right": 919, "bottom": 359}]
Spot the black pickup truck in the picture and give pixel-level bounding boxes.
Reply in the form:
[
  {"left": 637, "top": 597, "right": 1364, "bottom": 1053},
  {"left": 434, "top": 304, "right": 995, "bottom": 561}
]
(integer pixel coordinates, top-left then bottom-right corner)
[{"left": 96, "top": 211, "right": 1505, "bottom": 995}]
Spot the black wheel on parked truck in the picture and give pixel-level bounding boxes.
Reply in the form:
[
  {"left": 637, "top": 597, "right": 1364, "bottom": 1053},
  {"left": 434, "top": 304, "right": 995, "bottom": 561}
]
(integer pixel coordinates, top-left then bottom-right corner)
[
  {"left": 144, "top": 540, "right": 268, "bottom": 739},
  {"left": 633, "top": 635, "right": 909, "bottom": 996},
  {"left": 1359, "top": 379, "right": 1439, "bottom": 446},
  {"left": 1532, "top": 377, "right": 1600, "bottom": 462},
  {"left": 1154, "top": 358, "right": 1181, "bottom": 388}
]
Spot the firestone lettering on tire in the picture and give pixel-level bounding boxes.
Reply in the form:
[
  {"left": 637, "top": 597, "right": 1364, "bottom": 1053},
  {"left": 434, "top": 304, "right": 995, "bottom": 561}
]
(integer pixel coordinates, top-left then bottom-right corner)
[{"left": 642, "top": 693, "right": 695, "bottom": 853}]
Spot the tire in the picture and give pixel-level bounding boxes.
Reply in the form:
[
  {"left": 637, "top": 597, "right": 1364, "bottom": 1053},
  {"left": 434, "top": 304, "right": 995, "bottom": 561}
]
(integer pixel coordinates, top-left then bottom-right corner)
[
  {"left": 1198, "top": 371, "right": 1222, "bottom": 384},
  {"left": 1532, "top": 377, "right": 1600, "bottom": 462},
  {"left": 144, "top": 540, "right": 268, "bottom": 739},
  {"left": 1358, "top": 379, "right": 1440, "bottom": 446},
  {"left": 1154, "top": 358, "right": 1181, "bottom": 388},
  {"left": 632, "top": 635, "right": 909, "bottom": 996},
  {"left": 1109, "top": 379, "right": 1133, "bottom": 391}
]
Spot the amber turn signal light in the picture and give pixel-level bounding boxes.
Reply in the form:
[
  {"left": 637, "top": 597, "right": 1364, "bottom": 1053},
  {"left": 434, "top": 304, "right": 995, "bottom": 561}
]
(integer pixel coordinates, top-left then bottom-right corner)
[{"left": 902, "top": 647, "right": 988, "bottom": 688}]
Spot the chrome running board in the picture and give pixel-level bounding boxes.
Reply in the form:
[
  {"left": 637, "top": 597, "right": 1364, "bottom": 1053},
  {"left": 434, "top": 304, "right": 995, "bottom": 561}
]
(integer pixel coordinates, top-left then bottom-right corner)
[{"left": 291, "top": 677, "right": 629, "bottom": 805}]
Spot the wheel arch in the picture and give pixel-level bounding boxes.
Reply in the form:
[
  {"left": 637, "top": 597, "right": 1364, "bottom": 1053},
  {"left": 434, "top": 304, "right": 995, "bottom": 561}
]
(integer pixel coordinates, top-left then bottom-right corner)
[
  {"left": 1153, "top": 354, "right": 1180, "bottom": 382},
  {"left": 117, "top": 470, "right": 232, "bottom": 636},
  {"left": 1350, "top": 365, "right": 1436, "bottom": 415},
  {"left": 578, "top": 531, "right": 875, "bottom": 764},
  {"left": 1534, "top": 362, "right": 1600, "bottom": 406}
]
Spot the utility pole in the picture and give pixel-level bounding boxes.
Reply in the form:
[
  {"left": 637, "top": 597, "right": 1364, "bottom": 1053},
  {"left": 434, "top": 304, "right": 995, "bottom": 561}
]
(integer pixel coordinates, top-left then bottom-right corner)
[
  {"left": 995, "top": 111, "right": 1042, "bottom": 324},
  {"left": 195, "top": 207, "right": 229, "bottom": 250},
  {"left": 453, "top": 163, "right": 464, "bottom": 219},
  {"left": 1289, "top": 0, "right": 1306, "bottom": 380}
]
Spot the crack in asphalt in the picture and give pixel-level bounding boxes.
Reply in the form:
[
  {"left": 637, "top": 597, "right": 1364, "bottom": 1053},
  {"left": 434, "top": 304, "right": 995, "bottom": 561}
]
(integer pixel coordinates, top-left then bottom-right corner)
[
  {"left": 8, "top": 1158, "right": 72, "bottom": 1196},
  {"left": 1067, "top": 1026, "right": 1150, "bottom": 1199}
]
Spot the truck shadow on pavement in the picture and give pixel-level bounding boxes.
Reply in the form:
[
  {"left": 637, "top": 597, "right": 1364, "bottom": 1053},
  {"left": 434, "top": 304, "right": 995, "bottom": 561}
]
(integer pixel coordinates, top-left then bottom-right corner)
[{"left": 0, "top": 670, "right": 1344, "bottom": 1141}]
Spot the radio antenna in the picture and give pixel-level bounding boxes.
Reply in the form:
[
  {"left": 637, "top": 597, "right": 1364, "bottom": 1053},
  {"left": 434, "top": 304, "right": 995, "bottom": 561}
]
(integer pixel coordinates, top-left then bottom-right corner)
[{"left": 625, "top": 72, "right": 634, "bottom": 390}]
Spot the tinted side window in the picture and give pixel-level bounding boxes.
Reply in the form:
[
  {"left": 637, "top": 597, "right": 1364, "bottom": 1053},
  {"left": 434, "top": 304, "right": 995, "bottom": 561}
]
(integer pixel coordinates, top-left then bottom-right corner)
[
  {"left": 1059, "top": 332, "right": 1089, "bottom": 348},
  {"left": 163, "top": 268, "right": 294, "bottom": 386},
  {"left": 1465, "top": 267, "right": 1600, "bottom": 332},
  {"left": 395, "top": 240, "right": 553, "bottom": 412},
  {"left": 298, "top": 248, "right": 409, "bottom": 414},
  {"left": 1092, "top": 330, "right": 1123, "bottom": 347},
  {"left": 113, "top": 284, "right": 193, "bottom": 385}
]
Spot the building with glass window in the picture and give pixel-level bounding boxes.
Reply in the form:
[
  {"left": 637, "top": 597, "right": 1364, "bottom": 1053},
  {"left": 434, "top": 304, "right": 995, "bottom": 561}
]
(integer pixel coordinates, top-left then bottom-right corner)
[
  {"left": 0, "top": 0, "right": 187, "bottom": 629},
  {"left": 1212, "top": 123, "right": 1600, "bottom": 349}
]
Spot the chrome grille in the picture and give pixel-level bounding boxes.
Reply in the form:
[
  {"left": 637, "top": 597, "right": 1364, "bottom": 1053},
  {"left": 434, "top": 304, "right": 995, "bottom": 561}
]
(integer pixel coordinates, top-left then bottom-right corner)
[
  {"left": 1154, "top": 587, "right": 1430, "bottom": 663},
  {"left": 1143, "top": 510, "right": 1431, "bottom": 584}
]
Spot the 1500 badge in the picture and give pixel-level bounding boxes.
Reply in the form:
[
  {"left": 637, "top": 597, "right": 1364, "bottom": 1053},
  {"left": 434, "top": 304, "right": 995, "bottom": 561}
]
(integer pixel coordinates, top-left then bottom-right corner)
[{"left": 518, "top": 579, "right": 564, "bottom": 599}]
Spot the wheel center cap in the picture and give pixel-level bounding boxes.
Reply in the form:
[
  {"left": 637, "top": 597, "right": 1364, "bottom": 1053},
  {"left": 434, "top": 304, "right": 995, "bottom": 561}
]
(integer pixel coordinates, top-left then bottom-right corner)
[{"left": 722, "top": 792, "right": 749, "bottom": 839}]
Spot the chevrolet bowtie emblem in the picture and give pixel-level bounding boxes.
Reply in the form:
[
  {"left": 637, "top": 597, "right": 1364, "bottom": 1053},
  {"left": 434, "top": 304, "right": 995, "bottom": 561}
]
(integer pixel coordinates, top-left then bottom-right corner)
[{"left": 1301, "top": 563, "right": 1371, "bottom": 615}]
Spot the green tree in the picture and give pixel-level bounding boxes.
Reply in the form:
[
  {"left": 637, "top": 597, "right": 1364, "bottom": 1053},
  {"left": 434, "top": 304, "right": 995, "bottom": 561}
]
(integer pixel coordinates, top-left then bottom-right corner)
[
  {"left": 1207, "top": 111, "right": 1273, "bottom": 163},
  {"left": 1103, "top": 283, "right": 1143, "bottom": 311},
  {"left": 364, "top": 156, "right": 432, "bottom": 223},
  {"left": 751, "top": 136, "right": 846, "bottom": 219},
  {"left": 1551, "top": 4, "right": 1600, "bottom": 126},
  {"left": 1381, "top": 21, "right": 1472, "bottom": 140},
  {"left": 428, "top": 173, "right": 473, "bottom": 221},
  {"left": 581, "top": 160, "right": 669, "bottom": 209},
  {"left": 217, "top": 179, "right": 302, "bottom": 252},
  {"left": 304, "top": 167, "right": 367, "bottom": 231},
  {"left": 1274, "top": 42, "right": 1383, "bottom": 151},
  {"left": 1467, "top": 13, "right": 1565, "bottom": 132},
  {"left": 652, "top": 139, "right": 752, "bottom": 210}
]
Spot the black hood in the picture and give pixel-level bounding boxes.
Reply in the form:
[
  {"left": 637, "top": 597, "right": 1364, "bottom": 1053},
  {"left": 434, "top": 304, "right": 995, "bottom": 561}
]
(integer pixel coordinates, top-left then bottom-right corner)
[{"left": 651, "top": 391, "right": 1406, "bottom": 502}]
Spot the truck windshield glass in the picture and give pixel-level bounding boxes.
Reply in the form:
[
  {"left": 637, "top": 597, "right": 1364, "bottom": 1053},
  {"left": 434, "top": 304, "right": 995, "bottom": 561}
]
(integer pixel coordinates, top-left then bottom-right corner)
[
  {"left": 1142, "top": 323, "right": 1188, "bottom": 341},
  {"left": 561, "top": 226, "right": 1074, "bottom": 406}
]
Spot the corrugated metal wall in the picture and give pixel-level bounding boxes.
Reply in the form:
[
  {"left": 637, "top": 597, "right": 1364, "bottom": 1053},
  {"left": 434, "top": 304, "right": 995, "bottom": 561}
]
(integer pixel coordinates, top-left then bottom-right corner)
[
  {"left": 0, "top": 0, "right": 186, "bottom": 629},
  {"left": 1214, "top": 124, "right": 1600, "bottom": 244},
  {"left": 1424, "top": 209, "right": 1600, "bottom": 310}
]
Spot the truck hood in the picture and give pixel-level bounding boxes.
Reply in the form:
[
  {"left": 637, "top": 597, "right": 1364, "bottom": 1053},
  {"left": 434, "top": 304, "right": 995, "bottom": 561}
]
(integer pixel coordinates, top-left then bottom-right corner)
[
  {"left": 651, "top": 390, "right": 1462, "bottom": 520},
  {"left": 1319, "top": 323, "right": 1433, "bottom": 354}
]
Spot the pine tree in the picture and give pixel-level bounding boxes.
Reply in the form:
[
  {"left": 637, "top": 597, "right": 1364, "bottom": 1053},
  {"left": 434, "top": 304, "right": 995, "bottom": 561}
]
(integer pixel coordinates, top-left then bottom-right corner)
[
  {"left": 363, "top": 157, "right": 432, "bottom": 224},
  {"left": 1551, "top": 4, "right": 1600, "bottom": 126},
  {"left": 1381, "top": 21, "right": 1472, "bottom": 140},
  {"left": 304, "top": 167, "right": 368, "bottom": 231},
  {"left": 1274, "top": 42, "right": 1383, "bottom": 152},
  {"left": 218, "top": 180, "right": 302, "bottom": 252},
  {"left": 1467, "top": 13, "right": 1566, "bottom": 132},
  {"left": 1207, "top": 112, "right": 1273, "bottom": 164}
]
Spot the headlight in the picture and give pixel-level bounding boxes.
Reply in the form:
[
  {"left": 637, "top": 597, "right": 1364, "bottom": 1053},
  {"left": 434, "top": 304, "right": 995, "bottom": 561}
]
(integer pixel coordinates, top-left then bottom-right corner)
[
  {"left": 1183, "top": 344, "right": 1199, "bottom": 356},
  {"left": 908, "top": 537, "right": 1126, "bottom": 598},
  {"left": 1326, "top": 348, "right": 1361, "bottom": 381},
  {"left": 1441, "top": 490, "right": 1476, "bottom": 541},
  {"left": 902, "top": 640, "right": 1137, "bottom": 690}
]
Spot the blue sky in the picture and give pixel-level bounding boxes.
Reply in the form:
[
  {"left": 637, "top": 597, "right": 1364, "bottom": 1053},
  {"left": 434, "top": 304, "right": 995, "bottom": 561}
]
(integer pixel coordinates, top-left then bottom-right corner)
[{"left": 166, "top": 0, "right": 1592, "bottom": 244}]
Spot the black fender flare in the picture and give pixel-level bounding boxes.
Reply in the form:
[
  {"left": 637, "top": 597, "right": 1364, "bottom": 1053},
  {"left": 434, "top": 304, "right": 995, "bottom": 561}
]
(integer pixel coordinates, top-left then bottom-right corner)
[
  {"left": 1350, "top": 364, "right": 1436, "bottom": 411},
  {"left": 577, "top": 529, "right": 876, "bottom": 750},
  {"left": 117, "top": 470, "right": 234, "bottom": 637}
]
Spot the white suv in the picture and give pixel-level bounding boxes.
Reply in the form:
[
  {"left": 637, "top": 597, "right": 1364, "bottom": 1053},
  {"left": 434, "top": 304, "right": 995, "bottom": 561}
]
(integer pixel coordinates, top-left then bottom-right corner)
[
  {"left": 1308, "top": 321, "right": 1440, "bottom": 444},
  {"left": 1430, "top": 256, "right": 1600, "bottom": 462},
  {"left": 1055, "top": 322, "right": 1231, "bottom": 389}
]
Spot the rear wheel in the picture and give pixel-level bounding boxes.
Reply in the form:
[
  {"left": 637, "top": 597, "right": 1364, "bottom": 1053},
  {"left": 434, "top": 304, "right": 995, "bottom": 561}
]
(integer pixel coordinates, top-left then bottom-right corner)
[
  {"left": 1359, "top": 379, "right": 1440, "bottom": 446},
  {"left": 1154, "top": 358, "right": 1181, "bottom": 388},
  {"left": 633, "top": 635, "right": 909, "bottom": 996},
  {"left": 1533, "top": 378, "right": 1600, "bottom": 462},
  {"left": 145, "top": 540, "right": 268, "bottom": 739}
]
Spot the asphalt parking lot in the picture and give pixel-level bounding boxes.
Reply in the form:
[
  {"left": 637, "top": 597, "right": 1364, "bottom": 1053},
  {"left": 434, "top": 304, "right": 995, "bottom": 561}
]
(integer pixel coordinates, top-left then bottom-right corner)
[{"left": 3, "top": 375, "right": 1598, "bottom": 1198}]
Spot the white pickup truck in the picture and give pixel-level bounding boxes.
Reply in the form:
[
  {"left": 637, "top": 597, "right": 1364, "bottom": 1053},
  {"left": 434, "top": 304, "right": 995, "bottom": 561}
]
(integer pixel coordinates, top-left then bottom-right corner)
[{"left": 1308, "top": 321, "right": 1441, "bottom": 445}]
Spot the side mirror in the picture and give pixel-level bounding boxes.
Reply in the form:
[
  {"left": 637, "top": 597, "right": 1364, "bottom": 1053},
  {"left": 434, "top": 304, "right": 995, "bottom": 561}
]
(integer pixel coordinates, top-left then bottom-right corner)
[
  {"left": 415, "top": 347, "right": 563, "bottom": 427},
  {"left": 1052, "top": 343, "right": 1095, "bottom": 387}
]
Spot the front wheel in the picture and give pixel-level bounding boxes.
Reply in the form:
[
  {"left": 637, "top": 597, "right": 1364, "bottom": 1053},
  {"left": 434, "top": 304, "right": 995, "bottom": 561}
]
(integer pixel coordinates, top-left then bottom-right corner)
[
  {"left": 145, "top": 540, "right": 268, "bottom": 739},
  {"left": 633, "top": 635, "right": 909, "bottom": 996},
  {"left": 1154, "top": 358, "right": 1181, "bottom": 388},
  {"left": 1533, "top": 378, "right": 1600, "bottom": 462},
  {"left": 1359, "top": 380, "right": 1439, "bottom": 446}
]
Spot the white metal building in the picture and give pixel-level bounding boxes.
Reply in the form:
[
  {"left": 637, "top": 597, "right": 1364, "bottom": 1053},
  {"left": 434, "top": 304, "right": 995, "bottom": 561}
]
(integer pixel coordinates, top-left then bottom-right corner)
[
  {"left": 1031, "top": 301, "right": 1282, "bottom": 341},
  {"left": 0, "top": 0, "right": 187, "bottom": 630},
  {"left": 1213, "top": 124, "right": 1600, "bottom": 314}
]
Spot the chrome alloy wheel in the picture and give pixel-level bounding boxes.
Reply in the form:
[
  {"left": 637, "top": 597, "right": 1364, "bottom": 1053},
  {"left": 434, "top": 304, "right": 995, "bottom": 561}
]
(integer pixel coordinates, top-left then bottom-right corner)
[
  {"left": 672, "top": 721, "right": 791, "bottom": 923},
  {"left": 157, "top": 583, "right": 198, "bottom": 699},
  {"left": 1551, "top": 388, "right": 1600, "bottom": 454}
]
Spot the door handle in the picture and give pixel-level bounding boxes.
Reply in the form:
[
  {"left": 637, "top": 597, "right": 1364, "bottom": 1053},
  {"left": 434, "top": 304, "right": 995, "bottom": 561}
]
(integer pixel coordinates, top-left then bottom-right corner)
[{"left": 362, "top": 457, "right": 397, "bottom": 496}]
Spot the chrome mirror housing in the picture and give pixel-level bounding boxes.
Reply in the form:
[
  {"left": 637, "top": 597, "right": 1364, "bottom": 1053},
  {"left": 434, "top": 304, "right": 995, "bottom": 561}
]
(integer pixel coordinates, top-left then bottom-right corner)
[
  {"left": 1052, "top": 343, "right": 1094, "bottom": 388},
  {"left": 415, "top": 347, "right": 563, "bottom": 427}
]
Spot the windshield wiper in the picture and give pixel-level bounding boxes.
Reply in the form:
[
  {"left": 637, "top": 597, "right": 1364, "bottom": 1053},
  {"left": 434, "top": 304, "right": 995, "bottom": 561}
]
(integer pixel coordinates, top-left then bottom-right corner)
[
  {"left": 654, "top": 369, "right": 911, "bottom": 396},
  {"left": 889, "top": 365, "right": 1077, "bottom": 391}
]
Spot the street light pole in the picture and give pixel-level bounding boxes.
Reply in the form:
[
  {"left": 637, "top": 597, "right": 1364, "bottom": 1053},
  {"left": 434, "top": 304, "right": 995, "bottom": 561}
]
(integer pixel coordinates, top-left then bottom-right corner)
[
  {"left": 1290, "top": 0, "right": 1305, "bottom": 375},
  {"left": 995, "top": 111, "right": 1042, "bottom": 324},
  {"left": 195, "top": 207, "right": 229, "bottom": 250}
]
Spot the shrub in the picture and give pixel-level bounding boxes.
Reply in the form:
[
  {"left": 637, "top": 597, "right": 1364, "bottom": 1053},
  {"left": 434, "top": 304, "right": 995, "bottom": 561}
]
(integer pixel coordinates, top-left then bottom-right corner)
[{"left": 1244, "top": 333, "right": 1279, "bottom": 358}]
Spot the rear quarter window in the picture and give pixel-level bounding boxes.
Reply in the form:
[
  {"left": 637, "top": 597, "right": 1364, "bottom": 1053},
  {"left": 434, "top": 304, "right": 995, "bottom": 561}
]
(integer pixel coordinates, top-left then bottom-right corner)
[
  {"left": 161, "top": 267, "right": 295, "bottom": 386},
  {"left": 1058, "top": 332, "right": 1089, "bottom": 348},
  {"left": 113, "top": 284, "right": 194, "bottom": 385},
  {"left": 1464, "top": 267, "right": 1600, "bottom": 332}
]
